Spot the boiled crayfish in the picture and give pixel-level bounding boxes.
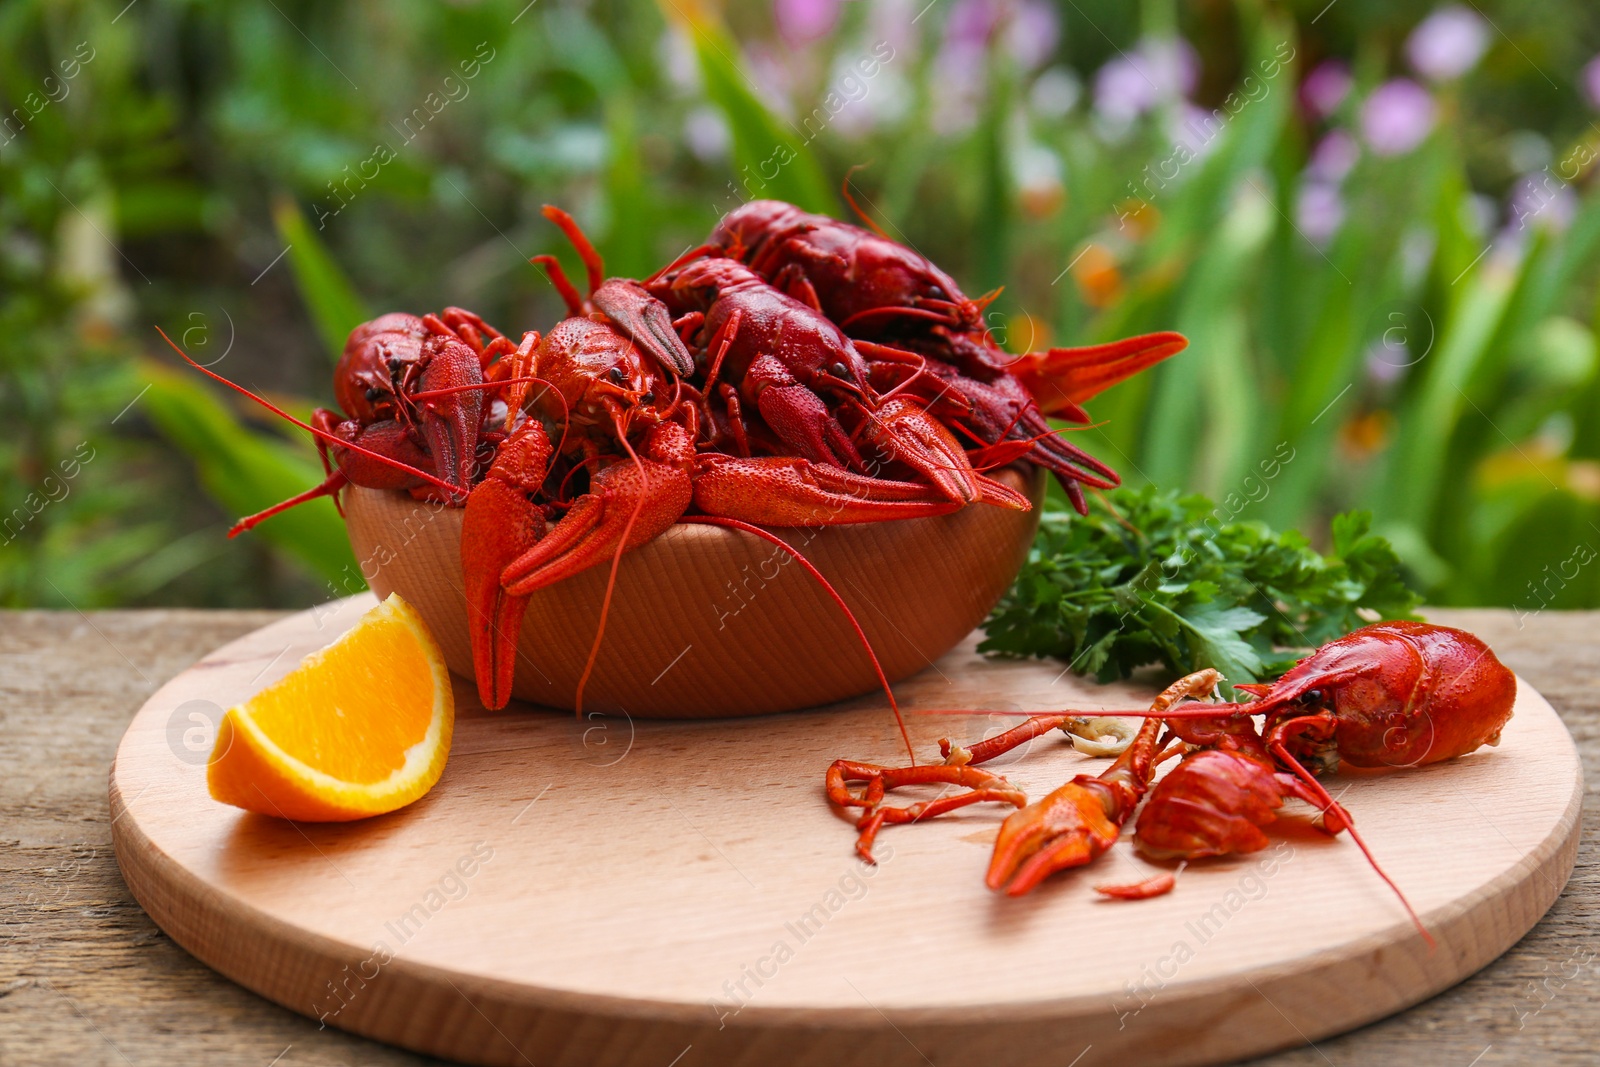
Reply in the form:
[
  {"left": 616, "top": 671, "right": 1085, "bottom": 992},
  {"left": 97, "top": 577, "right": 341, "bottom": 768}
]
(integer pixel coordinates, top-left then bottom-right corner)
[
  {"left": 689, "top": 198, "right": 1188, "bottom": 512},
  {"left": 162, "top": 196, "right": 1186, "bottom": 735},
  {"left": 828, "top": 621, "right": 1516, "bottom": 939}
]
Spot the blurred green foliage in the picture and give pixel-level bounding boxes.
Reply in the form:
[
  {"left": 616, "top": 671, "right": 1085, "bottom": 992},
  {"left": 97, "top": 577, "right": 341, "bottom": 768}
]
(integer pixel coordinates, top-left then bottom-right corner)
[{"left": 3, "top": 0, "right": 1599, "bottom": 614}]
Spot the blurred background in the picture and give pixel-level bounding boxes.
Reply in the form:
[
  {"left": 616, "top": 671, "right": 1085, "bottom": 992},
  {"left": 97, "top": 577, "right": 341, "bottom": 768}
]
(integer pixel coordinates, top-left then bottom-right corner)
[{"left": 4, "top": 0, "right": 1600, "bottom": 612}]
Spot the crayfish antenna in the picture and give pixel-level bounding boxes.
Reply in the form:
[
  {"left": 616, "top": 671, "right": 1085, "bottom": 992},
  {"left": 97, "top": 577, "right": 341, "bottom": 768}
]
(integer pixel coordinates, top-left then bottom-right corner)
[
  {"left": 678, "top": 515, "right": 914, "bottom": 766},
  {"left": 228, "top": 472, "right": 348, "bottom": 537},
  {"left": 915, "top": 704, "right": 1259, "bottom": 720},
  {"left": 970, "top": 287, "right": 1003, "bottom": 316},
  {"left": 841, "top": 164, "right": 891, "bottom": 240},
  {"left": 408, "top": 375, "right": 548, "bottom": 402},
  {"left": 644, "top": 242, "right": 719, "bottom": 285},
  {"left": 540, "top": 205, "right": 605, "bottom": 296},
  {"left": 570, "top": 415, "right": 653, "bottom": 720},
  {"left": 1268, "top": 739, "right": 1435, "bottom": 950},
  {"left": 154, "top": 326, "right": 464, "bottom": 501},
  {"left": 532, "top": 254, "right": 588, "bottom": 318}
]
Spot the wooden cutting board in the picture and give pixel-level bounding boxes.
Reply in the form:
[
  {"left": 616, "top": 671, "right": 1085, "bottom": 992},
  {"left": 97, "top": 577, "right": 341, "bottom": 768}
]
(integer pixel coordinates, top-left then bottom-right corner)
[{"left": 110, "top": 594, "right": 1582, "bottom": 1067}]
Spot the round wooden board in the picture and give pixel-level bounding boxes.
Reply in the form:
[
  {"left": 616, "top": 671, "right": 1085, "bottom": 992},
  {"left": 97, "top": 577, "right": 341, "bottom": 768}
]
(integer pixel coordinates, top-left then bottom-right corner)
[{"left": 111, "top": 595, "right": 1582, "bottom": 1067}]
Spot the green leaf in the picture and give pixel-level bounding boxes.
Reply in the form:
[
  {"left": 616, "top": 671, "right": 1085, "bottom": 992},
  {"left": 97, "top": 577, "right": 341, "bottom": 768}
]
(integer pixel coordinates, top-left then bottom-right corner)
[
  {"left": 1140, "top": 125, "right": 1280, "bottom": 489},
  {"left": 1178, "top": 601, "right": 1267, "bottom": 687},
  {"left": 602, "top": 95, "right": 660, "bottom": 280},
  {"left": 1381, "top": 256, "right": 1519, "bottom": 530},
  {"left": 981, "top": 485, "right": 1422, "bottom": 686},
  {"left": 685, "top": 17, "right": 834, "bottom": 214},
  {"left": 138, "top": 359, "right": 359, "bottom": 588},
  {"left": 1330, "top": 510, "right": 1371, "bottom": 556},
  {"left": 272, "top": 197, "right": 370, "bottom": 364}
]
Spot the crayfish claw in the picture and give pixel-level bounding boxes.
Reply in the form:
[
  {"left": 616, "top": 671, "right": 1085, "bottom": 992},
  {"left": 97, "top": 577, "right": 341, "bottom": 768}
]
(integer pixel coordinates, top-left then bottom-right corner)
[
  {"left": 854, "top": 398, "right": 981, "bottom": 505},
  {"left": 691, "top": 454, "right": 967, "bottom": 525},
  {"left": 985, "top": 780, "right": 1121, "bottom": 896},
  {"left": 592, "top": 279, "right": 697, "bottom": 378}
]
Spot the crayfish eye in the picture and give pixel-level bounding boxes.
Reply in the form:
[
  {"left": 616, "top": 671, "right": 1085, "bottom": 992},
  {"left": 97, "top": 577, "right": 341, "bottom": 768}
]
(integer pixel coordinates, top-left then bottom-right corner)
[
  {"left": 1302, "top": 688, "right": 1326, "bottom": 707},
  {"left": 829, "top": 361, "right": 849, "bottom": 379},
  {"left": 364, "top": 387, "right": 382, "bottom": 402},
  {"left": 640, "top": 391, "right": 655, "bottom": 404},
  {"left": 608, "top": 367, "right": 625, "bottom": 384}
]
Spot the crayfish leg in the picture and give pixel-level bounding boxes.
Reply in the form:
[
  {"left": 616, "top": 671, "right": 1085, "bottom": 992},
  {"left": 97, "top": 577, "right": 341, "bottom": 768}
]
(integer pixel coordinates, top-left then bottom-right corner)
[
  {"left": 824, "top": 760, "right": 1027, "bottom": 863},
  {"left": 1095, "top": 868, "right": 1180, "bottom": 901}
]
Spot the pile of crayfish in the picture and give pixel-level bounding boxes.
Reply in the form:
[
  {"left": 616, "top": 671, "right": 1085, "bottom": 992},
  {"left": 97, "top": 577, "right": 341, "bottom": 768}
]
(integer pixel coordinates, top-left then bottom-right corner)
[
  {"left": 165, "top": 198, "right": 1185, "bottom": 715},
  {"left": 828, "top": 621, "right": 1517, "bottom": 939}
]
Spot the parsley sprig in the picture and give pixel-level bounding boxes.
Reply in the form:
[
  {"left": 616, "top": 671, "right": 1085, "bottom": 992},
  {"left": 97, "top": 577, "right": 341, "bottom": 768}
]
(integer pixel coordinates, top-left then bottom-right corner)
[{"left": 979, "top": 485, "right": 1422, "bottom": 689}]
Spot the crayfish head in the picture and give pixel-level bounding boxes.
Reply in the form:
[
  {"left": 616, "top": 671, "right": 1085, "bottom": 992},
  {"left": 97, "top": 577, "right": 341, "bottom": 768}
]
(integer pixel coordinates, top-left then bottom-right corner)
[
  {"left": 814, "top": 344, "right": 872, "bottom": 400},
  {"left": 663, "top": 257, "right": 761, "bottom": 305},
  {"left": 336, "top": 313, "right": 429, "bottom": 422},
  {"left": 538, "top": 318, "right": 656, "bottom": 428},
  {"left": 709, "top": 199, "right": 811, "bottom": 262}
]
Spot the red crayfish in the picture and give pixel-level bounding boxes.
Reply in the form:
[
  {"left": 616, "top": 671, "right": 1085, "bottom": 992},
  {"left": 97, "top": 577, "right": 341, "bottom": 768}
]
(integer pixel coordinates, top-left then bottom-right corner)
[
  {"left": 828, "top": 621, "right": 1516, "bottom": 938},
  {"left": 163, "top": 197, "right": 1187, "bottom": 736},
  {"left": 689, "top": 198, "right": 1189, "bottom": 512}
]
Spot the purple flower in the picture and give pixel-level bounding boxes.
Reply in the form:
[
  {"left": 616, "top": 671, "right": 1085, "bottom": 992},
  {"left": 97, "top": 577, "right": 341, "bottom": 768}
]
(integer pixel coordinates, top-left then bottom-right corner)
[
  {"left": 870, "top": 0, "right": 921, "bottom": 62},
  {"left": 1005, "top": 1, "right": 1059, "bottom": 71},
  {"left": 1406, "top": 5, "right": 1490, "bottom": 82},
  {"left": 1307, "top": 129, "right": 1359, "bottom": 183},
  {"left": 1365, "top": 340, "right": 1411, "bottom": 384},
  {"left": 1300, "top": 60, "right": 1351, "bottom": 119},
  {"left": 1584, "top": 55, "right": 1600, "bottom": 110},
  {"left": 945, "top": 0, "right": 1003, "bottom": 48},
  {"left": 744, "top": 44, "right": 796, "bottom": 119},
  {"left": 1172, "top": 103, "right": 1224, "bottom": 159},
  {"left": 1092, "top": 38, "right": 1199, "bottom": 125},
  {"left": 930, "top": 39, "right": 987, "bottom": 135},
  {"left": 1361, "top": 79, "right": 1436, "bottom": 156},
  {"left": 1297, "top": 182, "right": 1345, "bottom": 244},
  {"left": 684, "top": 107, "right": 730, "bottom": 162},
  {"left": 1137, "top": 37, "right": 1201, "bottom": 102},
  {"left": 1094, "top": 56, "right": 1158, "bottom": 124},
  {"left": 929, "top": 0, "right": 1001, "bottom": 135},
  {"left": 774, "top": 0, "right": 840, "bottom": 46},
  {"left": 1509, "top": 173, "right": 1577, "bottom": 234},
  {"left": 658, "top": 29, "right": 700, "bottom": 93}
]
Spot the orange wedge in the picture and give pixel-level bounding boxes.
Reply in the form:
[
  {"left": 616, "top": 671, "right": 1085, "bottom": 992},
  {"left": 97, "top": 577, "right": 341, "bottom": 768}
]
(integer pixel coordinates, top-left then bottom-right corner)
[{"left": 207, "top": 593, "right": 454, "bottom": 821}]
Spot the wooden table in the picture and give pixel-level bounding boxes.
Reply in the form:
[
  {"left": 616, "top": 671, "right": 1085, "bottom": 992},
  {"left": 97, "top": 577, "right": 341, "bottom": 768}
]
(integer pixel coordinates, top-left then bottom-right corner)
[{"left": 2, "top": 608, "right": 1594, "bottom": 1066}]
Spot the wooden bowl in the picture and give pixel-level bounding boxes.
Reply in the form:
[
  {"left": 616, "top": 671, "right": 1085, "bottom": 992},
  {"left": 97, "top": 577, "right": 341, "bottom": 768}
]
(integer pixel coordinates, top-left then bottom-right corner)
[{"left": 343, "top": 467, "right": 1043, "bottom": 717}]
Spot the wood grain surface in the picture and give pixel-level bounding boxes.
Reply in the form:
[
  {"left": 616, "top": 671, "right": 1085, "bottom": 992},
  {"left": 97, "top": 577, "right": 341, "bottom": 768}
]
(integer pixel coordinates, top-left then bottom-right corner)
[
  {"left": 342, "top": 469, "right": 1042, "bottom": 716},
  {"left": 107, "top": 597, "right": 1582, "bottom": 1067},
  {"left": 3, "top": 606, "right": 1596, "bottom": 1067}
]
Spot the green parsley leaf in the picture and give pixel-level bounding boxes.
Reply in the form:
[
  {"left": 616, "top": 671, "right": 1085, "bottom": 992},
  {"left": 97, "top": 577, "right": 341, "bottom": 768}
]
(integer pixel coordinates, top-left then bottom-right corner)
[{"left": 979, "top": 485, "right": 1423, "bottom": 691}]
